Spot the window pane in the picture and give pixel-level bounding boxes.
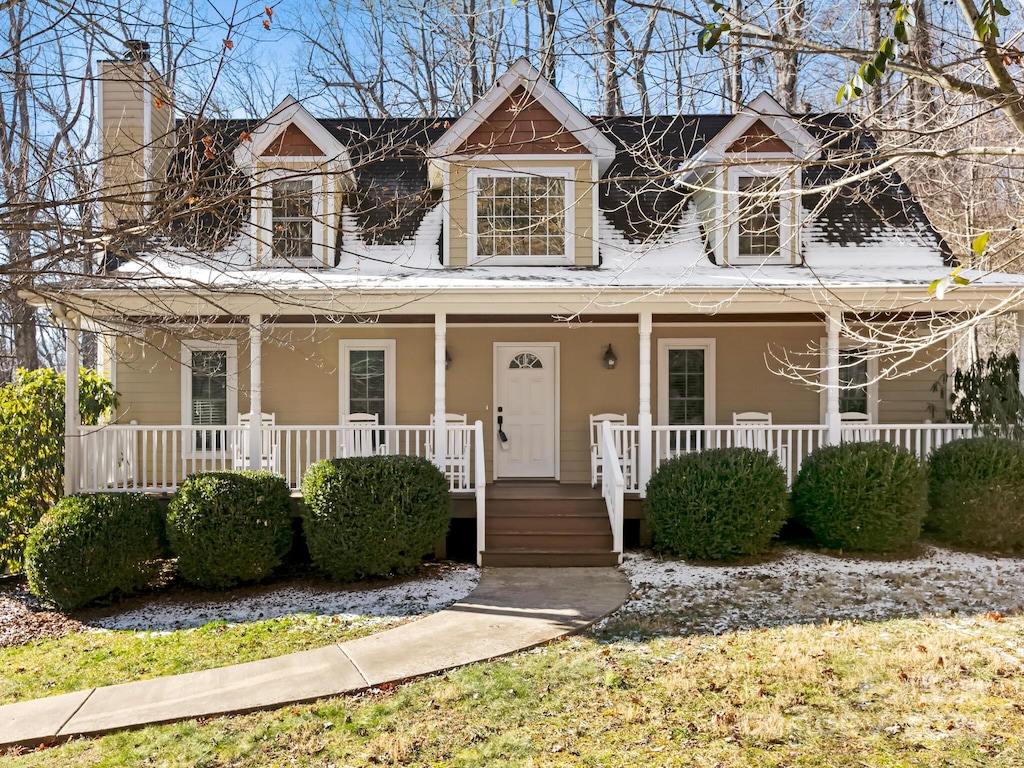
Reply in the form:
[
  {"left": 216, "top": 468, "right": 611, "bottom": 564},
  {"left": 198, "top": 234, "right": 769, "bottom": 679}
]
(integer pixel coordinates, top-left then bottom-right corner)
[
  {"left": 191, "top": 350, "right": 228, "bottom": 426},
  {"left": 839, "top": 351, "right": 870, "bottom": 414},
  {"left": 475, "top": 174, "right": 566, "bottom": 258},
  {"left": 349, "top": 349, "right": 386, "bottom": 422},
  {"left": 667, "top": 349, "right": 705, "bottom": 425},
  {"left": 271, "top": 179, "right": 314, "bottom": 261},
  {"left": 737, "top": 176, "right": 781, "bottom": 257}
]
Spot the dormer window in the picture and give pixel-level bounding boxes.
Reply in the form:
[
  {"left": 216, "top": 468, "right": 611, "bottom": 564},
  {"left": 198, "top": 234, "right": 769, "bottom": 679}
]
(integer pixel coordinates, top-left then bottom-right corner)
[
  {"left": 470, "top": 169, "right": 574, "bottom": 265},
  {"left": 736, "top": 175, "right": 781, "bottom": 258},
  {"left": 725, "top": 166, "right": 796, "bottom": 265},
  {"left": 271, "top": 179, "right": 314, "bottom": 262}
]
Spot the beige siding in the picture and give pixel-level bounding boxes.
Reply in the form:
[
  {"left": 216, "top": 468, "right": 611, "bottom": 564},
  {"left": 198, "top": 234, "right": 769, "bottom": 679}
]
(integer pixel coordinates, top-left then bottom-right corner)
[
  {"left": 100, "top": 60, "right": 174, "bottom": 227},
  {"left": 446, "top": 158, "right": 596, "bottom": 267},
  {"left": 113, "top": 322, "right": 948, "bottom": 485}
]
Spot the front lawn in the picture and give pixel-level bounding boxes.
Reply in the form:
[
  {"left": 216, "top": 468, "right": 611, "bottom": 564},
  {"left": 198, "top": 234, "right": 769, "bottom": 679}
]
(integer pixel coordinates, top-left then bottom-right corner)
[{"left": 3, "top": 547, "right": 1024, "bottom": 766}]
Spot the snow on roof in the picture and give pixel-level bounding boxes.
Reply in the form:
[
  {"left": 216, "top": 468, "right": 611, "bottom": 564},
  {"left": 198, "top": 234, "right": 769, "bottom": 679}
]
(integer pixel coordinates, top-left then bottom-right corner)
[{"left": 104, "top": 205, "right": 1024, "bottom": 297}]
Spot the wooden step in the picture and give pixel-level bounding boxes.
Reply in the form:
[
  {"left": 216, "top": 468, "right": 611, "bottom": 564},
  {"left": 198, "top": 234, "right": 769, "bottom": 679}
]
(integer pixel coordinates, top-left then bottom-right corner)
[
  {"left": 486, "top": 498, "right": 608, "bottom": 516},
  {"left": 486, "top": 531, "right": 614, "bottom": 550},
  {"left": 481, "top": 549, "right": 622, "bottom": 567},
  {"left": 486, "top": 514, "right": 612, "bottom": 535}
]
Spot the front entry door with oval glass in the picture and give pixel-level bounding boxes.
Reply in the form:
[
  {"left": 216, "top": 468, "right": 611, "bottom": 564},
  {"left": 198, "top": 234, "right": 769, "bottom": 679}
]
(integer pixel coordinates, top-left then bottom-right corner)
[{"left": 494, "top": 343, "right": 558, "bottom": 478}]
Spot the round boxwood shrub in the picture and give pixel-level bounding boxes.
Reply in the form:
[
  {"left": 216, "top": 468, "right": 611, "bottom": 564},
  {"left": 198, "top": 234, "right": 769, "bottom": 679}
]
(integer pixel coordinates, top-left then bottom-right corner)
[
  {"left": 792, "top": 441, "right": 927, "bottom": 552},
  {"left": 24, "top": 493, "right": 166, "bottom": 611},
  {"left": 166, "top": 471, "right": 293, "bottom": 589},
  {"left": 301, "top": 455, "right": 449, "bottom": 581},
  {"left": 928, "top": 437, "right": 1024, "bottom": 550},
  {"left": 644, "top": 447, "right": 788, "bottom": 560}
]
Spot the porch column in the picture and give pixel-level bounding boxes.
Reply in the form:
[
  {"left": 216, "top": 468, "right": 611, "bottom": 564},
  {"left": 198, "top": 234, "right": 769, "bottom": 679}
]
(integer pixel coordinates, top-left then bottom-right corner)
[
  {"left": 248, "top": 314, "right": 262, "bottom": 471},
  {"left": 63, "top": 312, "right": 81, "bottom": 496},
  {"left": 1018, "top": 312, "right": 1024, "bottom": 400},
  {"left": 638, "top": 312, "right": 653, "bottom": 495},
  {"left": 825, "top": 309, "right": 841, "bottom": 445},
  {"left": 433, "top": 312, "right": 446, "bottom": 471}
]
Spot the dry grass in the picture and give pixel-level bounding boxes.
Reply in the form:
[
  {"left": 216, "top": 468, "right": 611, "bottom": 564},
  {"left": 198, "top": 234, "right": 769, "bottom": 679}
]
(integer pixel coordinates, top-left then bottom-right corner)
[{"left": 4, "top": 613, "right": 1024, "bottom": 766}]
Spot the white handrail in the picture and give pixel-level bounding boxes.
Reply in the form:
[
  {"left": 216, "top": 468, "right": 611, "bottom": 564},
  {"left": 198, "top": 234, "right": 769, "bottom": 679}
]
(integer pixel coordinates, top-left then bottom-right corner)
[
  {"left": 474, "top": 420, "right": 486, "bottom": 566},
  {"left": 600, "top": 420, "right": 624, "bottom": 561}
]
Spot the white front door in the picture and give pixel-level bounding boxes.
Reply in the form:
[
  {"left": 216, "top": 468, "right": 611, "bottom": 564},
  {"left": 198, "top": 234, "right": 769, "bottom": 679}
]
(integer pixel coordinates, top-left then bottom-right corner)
[{"left": 494, "top": 343, "right": 558, "bottom": 478}]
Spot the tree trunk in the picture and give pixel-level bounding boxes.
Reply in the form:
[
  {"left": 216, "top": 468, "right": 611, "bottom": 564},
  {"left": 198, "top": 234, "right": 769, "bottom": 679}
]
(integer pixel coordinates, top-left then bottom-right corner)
[
  {"left": 773, "top": 0, "right": 803, "bottom": 111},
  {"left": 538, "top": 0, "right": 556, "bottom": 85},
  {"left": 602, "top": 0, "right": 621, "bottom": 115}
]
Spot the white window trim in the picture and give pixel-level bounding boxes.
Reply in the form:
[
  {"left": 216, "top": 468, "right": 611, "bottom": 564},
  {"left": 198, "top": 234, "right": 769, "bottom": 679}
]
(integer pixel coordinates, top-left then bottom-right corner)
[
  {"left": 339, "top": 340, "right": 397, "bottom": 424},
  {"left": 180, "top": 340, "right": 239, "bottom": 455},
  {"left": 725, "top": 164, "right": 799, "bottom": 266},
  {"left": 253, "top": 167, "right": 335, "bottom": 269},
  {"left": 657, "top": 338, "right": 717, "bottom": 426},
  {"left": 467, "top": 167, "right": 575, "bottom": 266},
  {"left": 818, "top": 339, "right": 880, "bottom": 423}
]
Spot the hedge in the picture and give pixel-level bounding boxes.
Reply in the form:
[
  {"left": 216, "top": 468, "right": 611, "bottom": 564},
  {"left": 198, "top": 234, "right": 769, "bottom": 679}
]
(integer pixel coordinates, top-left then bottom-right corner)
[
  {"left": 644, "top": 447, "right": 789, "bottom": 560},
  {"left": 25, "top": 493, "right": 165, "bottom": 611},
  {"left": 166, "top": 471, "right": 293, "bottom": 588},
  {"left": 928, "top": 437, "right": 1024, "bottom": 550},
  {"left": 301, "top": 455, "right": 449, "bottom": 581},
  {"left": 792, "top": 441, "right": 927, "bottom": 552}
]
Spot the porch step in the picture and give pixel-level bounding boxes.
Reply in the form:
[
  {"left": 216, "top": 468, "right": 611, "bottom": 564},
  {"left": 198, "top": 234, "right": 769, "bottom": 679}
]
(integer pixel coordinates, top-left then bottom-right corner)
[
  {"left": 480, "top": 549, "right": 621, "bottom": 567},
  {"left": 482, "top": 483, "right": 618, "bottom": 567}
]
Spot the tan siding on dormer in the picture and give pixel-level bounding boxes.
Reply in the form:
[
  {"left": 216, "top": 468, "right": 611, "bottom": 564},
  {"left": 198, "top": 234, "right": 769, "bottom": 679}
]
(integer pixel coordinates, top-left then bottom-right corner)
[
  {"left": 458, "top": 87, "right": 586, "bottom": 154},
  {"left": 446, "top": 158, "right": 596, "bottom": 267}
]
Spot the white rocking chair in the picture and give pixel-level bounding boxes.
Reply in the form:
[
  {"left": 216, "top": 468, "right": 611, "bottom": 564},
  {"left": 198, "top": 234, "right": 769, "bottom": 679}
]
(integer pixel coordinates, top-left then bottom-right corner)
[{"left": 590, "top": 413, "right": 634, "bottom": 488}]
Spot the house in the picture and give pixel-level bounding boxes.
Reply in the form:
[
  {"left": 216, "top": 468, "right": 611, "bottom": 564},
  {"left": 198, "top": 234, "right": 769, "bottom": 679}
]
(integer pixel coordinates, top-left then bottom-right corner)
[{"left": 36, "top": 45, "right": 1024, "bottom": 566}]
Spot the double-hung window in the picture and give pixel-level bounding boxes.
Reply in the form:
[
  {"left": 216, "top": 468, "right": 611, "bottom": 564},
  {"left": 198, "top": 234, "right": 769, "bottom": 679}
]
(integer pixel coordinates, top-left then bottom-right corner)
[
  {"left": 271, "top": 179, "right": 314, "bottom": 263},
  {"left": 726, "top": 166, "right": 796, "bottom": 265},
  {"left": 181, "top": 341, "right": 238, "bottom": 453},
  {"left": 819, "top": 342, "right": 879, "bottom": 422},
  {"left": 471, "top": 170, "right": 573, "bottom": 264},
  {"left": 658, "top": 339, "right": 717, "bottom": 450},
  {"left": 339, "top": 340, "right": 396, "bottom": 424}
]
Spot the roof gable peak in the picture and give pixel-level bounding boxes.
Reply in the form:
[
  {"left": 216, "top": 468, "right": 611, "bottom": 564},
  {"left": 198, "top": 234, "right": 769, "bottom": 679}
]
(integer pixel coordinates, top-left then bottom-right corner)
[
  {"left": 428, "top": 59, "right": 617, "bottom": 173},
  {"left": 234, "top": 95, "right": 352, "bottom": 173}
]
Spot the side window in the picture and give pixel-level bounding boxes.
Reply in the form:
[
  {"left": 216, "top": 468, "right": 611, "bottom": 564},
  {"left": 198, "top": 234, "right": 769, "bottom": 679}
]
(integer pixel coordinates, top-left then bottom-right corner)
[
  {"left": 658, "top": 339, "right": 717, "bottom": 427},
  {"left": 339, "top": 341, "right": 396, "bottom": 424},
  {"left": 181, "top": 342, "right": 238, "bottom": 452},
  {"left": 838, "top": 350, "right": 870, "bottom": 416},
  {"left": 271, "top": 179, "right": 314, "bottom": 262}
]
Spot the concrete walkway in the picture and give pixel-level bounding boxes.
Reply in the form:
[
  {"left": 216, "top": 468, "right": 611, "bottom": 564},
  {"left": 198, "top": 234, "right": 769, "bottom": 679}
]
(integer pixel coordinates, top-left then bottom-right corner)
[{"left": 1, "top": 567, "right": 630, "bottom": 749}]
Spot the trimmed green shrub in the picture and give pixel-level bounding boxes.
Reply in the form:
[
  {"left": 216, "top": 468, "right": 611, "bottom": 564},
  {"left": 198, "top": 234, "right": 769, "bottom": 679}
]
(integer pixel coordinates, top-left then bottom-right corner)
[
  {"left": 24, "top": 493, "right": 165, "bottom": 611},
  {"left": 301, "top": 455, "right": 449, "bottom": 581},
  {"left": 167, "top": 471, "right": 293, "bottom": 588},
  {"left": 928, "top": 437, "right": 1024, "bottom": 550},
  {"left": 644, "top": 447, "right": 789, "bottom": 560},
  {"left": 792, "top": 441, "right": 927, "bottom": 552}
]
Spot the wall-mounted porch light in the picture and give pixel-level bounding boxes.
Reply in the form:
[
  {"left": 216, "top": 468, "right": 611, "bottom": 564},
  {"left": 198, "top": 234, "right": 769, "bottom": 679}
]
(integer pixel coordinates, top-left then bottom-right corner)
[
  {"left": 445, "top": 348, "right": 453, "bottom": 370},
  {"left": 603, "top": 343, "right": 618, "bottom": 370}
]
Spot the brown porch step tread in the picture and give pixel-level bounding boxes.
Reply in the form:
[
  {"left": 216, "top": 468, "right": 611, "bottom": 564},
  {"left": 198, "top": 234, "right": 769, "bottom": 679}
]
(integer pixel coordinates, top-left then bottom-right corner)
[
  {"left": 487, "top": 533, "right": 613, "bottom": 549},
  {"left": 480, "top": 549, "right": 620, "bottom": 567}
]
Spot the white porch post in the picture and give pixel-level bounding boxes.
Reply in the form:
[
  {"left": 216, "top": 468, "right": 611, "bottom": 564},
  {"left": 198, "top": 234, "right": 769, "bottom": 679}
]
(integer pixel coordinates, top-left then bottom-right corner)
[
  {"left": 248, "top": 314, "right": 262, "bottom": 471},
  {"left": 826, "top": 309, "right": 842, "bottom": 445},
  {"left": 63, "top": 312, "right": 81, "bottom": 496},
  {"left": 433, "top": 312, "right": 447, "bottom": 471},
  {"left": 638, "top": 312, "right": 653, "bottom": 495},
  {"left": 1018, "top": 312, "right": 1024, "bottom": 400}
]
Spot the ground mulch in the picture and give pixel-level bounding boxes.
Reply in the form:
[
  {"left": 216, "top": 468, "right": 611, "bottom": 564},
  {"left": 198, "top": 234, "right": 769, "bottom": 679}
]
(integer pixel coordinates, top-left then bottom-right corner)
[{"left": 0, "top": 584, "right": 85, "bottom": 647}]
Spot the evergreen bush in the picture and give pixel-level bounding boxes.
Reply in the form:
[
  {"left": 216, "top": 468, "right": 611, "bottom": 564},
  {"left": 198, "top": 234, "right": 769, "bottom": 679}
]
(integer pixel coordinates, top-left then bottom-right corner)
[
  {"left": 928, "top": 437, "right": 1024, "bottom": 550},
  {"left": 25, "top": 493, "right": 165, "bottom": 611},
  {"left": 166, "top": 471, "right": 293, "bottom": 588},
  {"left": 644, "top": 447, "right": 788, "bottom": 560},
  {"left": 792, "top": 441, "right": 927, "bottom": 552},
  {"left": 301, "top": 455, "right": 449, "bottom": 581}
]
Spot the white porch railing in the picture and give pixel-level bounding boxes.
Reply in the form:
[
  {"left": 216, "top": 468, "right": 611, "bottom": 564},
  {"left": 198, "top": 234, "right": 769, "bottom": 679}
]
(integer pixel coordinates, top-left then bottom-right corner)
[
  {"left": 839, "top": 423, "right": 975, "bottom": 456},
  {"left": 600, "top": 420, "right": 625, "bottom": 562},
  {"left": 473, "top": 420, "right": 486, "bottom": 566},
  {"left": 78, "top": 424, "right": 485, "bottom": 494}
]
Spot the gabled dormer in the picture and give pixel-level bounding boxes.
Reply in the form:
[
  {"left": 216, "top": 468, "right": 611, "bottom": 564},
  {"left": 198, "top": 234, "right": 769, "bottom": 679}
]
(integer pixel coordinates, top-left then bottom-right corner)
[
  {"left": 234, "top": 97, "right": 355, "bottom": 268},
  {"left": 428, "top": 59, "right": 616, "bottom": 267},
  {"left": 678, "top": 92, "right": 821, "bottom": 266}
]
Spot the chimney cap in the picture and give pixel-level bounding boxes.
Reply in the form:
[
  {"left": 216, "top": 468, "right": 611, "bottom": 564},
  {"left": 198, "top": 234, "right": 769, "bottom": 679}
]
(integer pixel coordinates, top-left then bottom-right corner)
[{"left": 123, "top": 40, "right": 151, "bottom": 62}]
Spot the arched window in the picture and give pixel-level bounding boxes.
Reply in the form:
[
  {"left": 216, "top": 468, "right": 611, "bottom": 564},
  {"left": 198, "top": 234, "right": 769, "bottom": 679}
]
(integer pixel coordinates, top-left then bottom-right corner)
[{"left": 509, "top": 352, "right": 543, "bottom": 369}]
